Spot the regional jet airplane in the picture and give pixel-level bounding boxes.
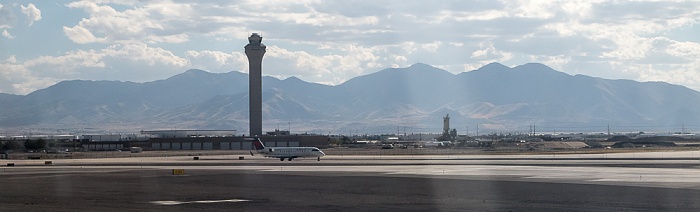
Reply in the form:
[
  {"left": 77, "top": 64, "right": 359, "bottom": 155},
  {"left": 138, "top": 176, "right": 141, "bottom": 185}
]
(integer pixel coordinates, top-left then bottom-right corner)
[{"left": 251, "top": 138, "right": 325, "bottom": 161}]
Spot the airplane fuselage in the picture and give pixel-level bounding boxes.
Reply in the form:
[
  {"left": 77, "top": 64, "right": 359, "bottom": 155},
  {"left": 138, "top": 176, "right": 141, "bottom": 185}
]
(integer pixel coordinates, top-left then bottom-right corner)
[{"left": 257, "top": 146, "right": 325, "bottom": 159}]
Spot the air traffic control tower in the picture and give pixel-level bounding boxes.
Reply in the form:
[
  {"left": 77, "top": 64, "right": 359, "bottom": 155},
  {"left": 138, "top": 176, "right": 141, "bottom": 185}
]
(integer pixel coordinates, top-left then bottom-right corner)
[{"left": 245, "top": 33, "right": 266, "bottom": 136}]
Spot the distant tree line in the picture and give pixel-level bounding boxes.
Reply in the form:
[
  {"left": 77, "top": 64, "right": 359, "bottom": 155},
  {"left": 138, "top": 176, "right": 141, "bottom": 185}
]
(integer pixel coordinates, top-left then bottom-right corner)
[
  {"left": 24, "top": 139, "right": 47, "bottom": 150},
  {"left": 1, "top": 139, "right": 47, "bottom": 151},
  {"left": 1, "top": 141, "right": 20, "bottom": 150}
]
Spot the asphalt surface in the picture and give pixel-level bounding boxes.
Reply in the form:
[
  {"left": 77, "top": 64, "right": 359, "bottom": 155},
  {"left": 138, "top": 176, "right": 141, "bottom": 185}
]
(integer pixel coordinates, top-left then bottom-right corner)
[{"left": 2, "top": 151, "right": 700, "bottom": 211}]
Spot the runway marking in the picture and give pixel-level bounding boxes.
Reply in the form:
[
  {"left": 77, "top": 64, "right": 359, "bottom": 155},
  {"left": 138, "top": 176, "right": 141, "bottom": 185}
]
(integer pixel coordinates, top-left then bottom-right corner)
[{"left": 150, "top": 199, "right": 250, "bottom": 205}]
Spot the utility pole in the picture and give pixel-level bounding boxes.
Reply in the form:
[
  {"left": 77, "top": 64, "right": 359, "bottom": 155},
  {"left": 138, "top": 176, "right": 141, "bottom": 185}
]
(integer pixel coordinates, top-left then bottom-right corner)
[
  {"left": 476, "top": 124, "right": 479, "bottom": 137},
  {"left": 682, "top": 123, "right": 686, "bottom": 134}
]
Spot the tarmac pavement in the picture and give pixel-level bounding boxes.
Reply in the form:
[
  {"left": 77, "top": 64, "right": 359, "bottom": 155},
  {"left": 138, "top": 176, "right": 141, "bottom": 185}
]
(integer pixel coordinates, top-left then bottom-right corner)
[{"left": 2, "top": 151, "right": 700, "bottom": 211}]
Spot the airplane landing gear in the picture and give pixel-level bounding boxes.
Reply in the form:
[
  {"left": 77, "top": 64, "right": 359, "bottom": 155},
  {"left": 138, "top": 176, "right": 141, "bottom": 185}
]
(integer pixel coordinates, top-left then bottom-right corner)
[
  {"left": 288, "top": 158, "right": 293, "bottom": 161},
  {"left": 317, "top": 157, "right": 320, "bottom": 161},
  {"left": 280, "top": 158, "right": 284, "bottom": 161}
]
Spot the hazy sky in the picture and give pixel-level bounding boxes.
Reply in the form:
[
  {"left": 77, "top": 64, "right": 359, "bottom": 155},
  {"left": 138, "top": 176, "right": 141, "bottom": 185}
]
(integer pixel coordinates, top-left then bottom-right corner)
[{"left": 1, "top": 0, "right": 699, "bottom": 95}]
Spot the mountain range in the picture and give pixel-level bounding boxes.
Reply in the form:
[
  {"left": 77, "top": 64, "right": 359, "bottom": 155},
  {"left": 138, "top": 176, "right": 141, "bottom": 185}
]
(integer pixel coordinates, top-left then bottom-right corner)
[{"left": 2, "top": 62, "right": 700, "bottom": 135}]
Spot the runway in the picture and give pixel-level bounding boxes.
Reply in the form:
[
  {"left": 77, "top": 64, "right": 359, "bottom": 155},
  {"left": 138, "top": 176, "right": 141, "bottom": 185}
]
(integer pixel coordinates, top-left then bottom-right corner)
[{"left": 2, "top": 151, "right": 700, "bottom": 211}]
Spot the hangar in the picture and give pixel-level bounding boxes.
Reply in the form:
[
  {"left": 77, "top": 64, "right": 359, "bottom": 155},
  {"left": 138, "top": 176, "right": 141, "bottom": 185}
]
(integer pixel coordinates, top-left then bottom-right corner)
[
  {"left": 149, "top": 135, "right": 329, "bottom": 150},
  {"left": 140, "top": 130, "right": 237, "bottom": 138}
]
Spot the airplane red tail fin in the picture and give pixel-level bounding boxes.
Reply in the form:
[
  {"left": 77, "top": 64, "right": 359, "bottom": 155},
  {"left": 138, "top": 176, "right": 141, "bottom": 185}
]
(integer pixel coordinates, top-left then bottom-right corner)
[{"left": 253, "top": 138, "right": 265, "bottom": 150}]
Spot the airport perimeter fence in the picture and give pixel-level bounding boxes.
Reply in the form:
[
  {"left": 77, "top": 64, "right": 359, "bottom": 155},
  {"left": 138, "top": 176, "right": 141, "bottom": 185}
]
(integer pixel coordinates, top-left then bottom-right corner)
[
  {"left": 3, "top": 150, "right": 252, "bottom": 160},
  {"left": 6, "top": 148, "right": 495, "bottom": 159},
  {"left": 6, "top": 147, "right": 694, "bottom": 160},
  {"left": 323, "top": 148, "right": 487, "bottom": 156}
]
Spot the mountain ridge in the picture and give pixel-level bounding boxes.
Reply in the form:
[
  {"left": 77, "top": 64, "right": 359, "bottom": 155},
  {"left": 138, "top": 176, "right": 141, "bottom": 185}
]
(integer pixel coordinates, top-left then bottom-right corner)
[{"left": 2, "top": 62, "right": 700, "bottom": 134}]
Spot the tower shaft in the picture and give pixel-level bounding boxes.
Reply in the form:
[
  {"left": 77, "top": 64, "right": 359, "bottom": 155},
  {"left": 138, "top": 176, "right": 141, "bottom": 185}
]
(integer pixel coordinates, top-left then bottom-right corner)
[{"left": 245, "top": 33, "right": 266, "bottom": 136}]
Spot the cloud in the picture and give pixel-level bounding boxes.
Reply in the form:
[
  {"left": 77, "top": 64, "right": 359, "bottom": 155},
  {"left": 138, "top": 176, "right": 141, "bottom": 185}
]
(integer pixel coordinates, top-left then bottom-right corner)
[
  {"left": 64, "top": 1, "right": 187, "bottom": 44},
  {"left": 61, "top": 0, "right": 388, "bottom": 45},
  {"left": 0, "top": 42, "right": 190, "bottom": 94},
  {"left": 471, "top": 42, "right": 514, "bottom": 63},
  {"left": 20, "top": 3, "right": 41, "bottom": 26},
  {"left": 0, "top": 55, "right": 55, "bottom": 95},
  {"left": 2, "top": 29, "right": 13, "bottom": 39},
  {"left": 421, "top": 42, "right": 442, "bottom": 52},
  {"left": 185, "top": 50, "right": 246, "bottom": 73},
  {"left": 263, "top": 5, "right": 379, "bottom": 27},
  {"left": 261, "top": 44, "right": 389, "bottom": 85},
  {"left": 63, "top": 25, "right": 104, "bottom": 44},
  {"left": 631, "top": 39, "right": 700, "bottom": 90},
  {"left": 4, "top": 0, "right": 700, "bottom": 95}
]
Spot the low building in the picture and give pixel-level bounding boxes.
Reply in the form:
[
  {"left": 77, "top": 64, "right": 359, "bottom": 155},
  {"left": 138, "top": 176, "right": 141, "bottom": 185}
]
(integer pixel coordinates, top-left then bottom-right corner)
[
  {"left": 82, "top": 134, "right": 121, "bottom": 142},
  {"left": 82, "top": 141, "right": 125, "bottom": 151},
  {"left": 140, "top": 130, "right": 237, "bottom": 138},
  {"left": 150, "top": 135, "right": 329, "bottom": 150}
]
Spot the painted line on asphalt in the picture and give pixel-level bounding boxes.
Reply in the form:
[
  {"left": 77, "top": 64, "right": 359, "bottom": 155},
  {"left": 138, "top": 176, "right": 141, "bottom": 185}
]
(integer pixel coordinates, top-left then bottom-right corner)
[{"left": 151, "top": 199, "right": 251, "bottom": 205}]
